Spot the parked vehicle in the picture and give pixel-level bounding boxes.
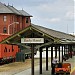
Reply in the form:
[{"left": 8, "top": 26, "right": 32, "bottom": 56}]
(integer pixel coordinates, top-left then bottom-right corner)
[
  {"left": 0, "top": 44, "right": 19, "bottom": 64},
  {"left": 53, "top": 63, "right": 71, "bottom": 75},
  {"left": 0, "top": 34, "right": 37, "bottom": 64}
]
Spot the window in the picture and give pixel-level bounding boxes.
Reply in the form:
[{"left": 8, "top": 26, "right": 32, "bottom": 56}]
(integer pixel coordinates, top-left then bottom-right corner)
[
  {"left": 12, "top": 45, "right": 14, "bottom": 52},
  {"left": 3, "top": 16, "right": 7, "bottom": 21},
  {"left": 26, "top": 17, "right": 29, "bottom": 23},
  {"left": 12, "top": 49, "right": 14, "bottom": 52},
  {"left": 4, "top": 47, "right": 7, "bottom": 52},
  {"left": 3, "top": 27, "right": 7, "bottom": 33}
]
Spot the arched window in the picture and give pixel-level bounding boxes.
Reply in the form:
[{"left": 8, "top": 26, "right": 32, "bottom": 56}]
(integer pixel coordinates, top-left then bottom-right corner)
[
  {"left": 3, "top": 27, "right": 7, "bottom": 33},
  {"left": 4, "top": 47, "right": 7, "bottom": 52},
  {"left": 3, "top": 16, "right": 7, "bottom": 21}
]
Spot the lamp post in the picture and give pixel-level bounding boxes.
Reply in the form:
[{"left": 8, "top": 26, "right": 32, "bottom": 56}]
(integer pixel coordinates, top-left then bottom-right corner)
[{"left": 8, "top": 22, "right": 19, "bottom": 34}]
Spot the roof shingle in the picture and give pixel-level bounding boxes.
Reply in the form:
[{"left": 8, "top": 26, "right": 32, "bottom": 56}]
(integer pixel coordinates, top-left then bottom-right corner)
[
  {"left": 0, "top": 2, "right": 13, "bottom": 13},
  {"left": 0, "top": 2, "right": 32, "bottom": 16},
  {"left": 7, "top": 5, "right": 21, "bottom": 15},
  {"left": 32, "top": 24, "right": 75, "bottom": 40},
  {"left": 19, "top": 10, "right": 32, "bottom": 17}
]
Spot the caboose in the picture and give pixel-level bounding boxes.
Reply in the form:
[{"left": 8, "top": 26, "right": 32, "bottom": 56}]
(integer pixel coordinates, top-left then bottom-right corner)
[{"left": 0, "top": 34, "right": 19, "bottom": 64}]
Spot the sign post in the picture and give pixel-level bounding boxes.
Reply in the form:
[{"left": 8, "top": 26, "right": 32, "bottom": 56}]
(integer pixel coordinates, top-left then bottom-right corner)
[{"left": 21, "top": 38, "right": 44, "bottom": 75}]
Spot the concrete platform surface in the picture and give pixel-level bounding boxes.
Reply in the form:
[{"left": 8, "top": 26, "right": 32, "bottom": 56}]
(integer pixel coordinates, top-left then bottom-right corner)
[
  {"left": 14, "top": 56, "right": 75, "bottom": 75},
  {"left": 0, "top": 56, "right": 75, "bottom": 75}
]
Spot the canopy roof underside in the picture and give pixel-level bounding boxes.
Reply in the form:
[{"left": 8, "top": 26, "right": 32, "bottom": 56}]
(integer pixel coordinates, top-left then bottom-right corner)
[{"left": 0, "top": 24, "right": 75, "bottom": 49}]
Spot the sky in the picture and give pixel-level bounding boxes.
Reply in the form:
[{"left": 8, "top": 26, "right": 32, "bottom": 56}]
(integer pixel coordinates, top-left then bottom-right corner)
[{"left": 0, "top": 0, "right": 74, "bottom": 34}]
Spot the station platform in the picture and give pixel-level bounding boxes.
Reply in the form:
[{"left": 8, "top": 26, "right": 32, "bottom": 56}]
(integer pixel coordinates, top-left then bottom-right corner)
[
  {"left": 14, "top": 56, "right": 75, "bottom": 75},
  {"left": 14, "top": 62, "right": 51, "bottom": 75}
]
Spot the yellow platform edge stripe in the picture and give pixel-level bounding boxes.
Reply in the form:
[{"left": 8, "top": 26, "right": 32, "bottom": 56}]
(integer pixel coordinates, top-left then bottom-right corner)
[{"left": 70, "top": 66, "right": 75, "bottom": 74}]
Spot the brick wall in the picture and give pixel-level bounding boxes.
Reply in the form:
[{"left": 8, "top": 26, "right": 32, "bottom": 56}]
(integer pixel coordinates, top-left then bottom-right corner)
[{"left": 0, "top": 13, "right": 31, "bottom": 34}]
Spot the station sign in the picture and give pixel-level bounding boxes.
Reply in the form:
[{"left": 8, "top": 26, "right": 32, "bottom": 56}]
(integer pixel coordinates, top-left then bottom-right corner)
[{"left": 21, "top": 38, "right": 44, "bottom": 43}]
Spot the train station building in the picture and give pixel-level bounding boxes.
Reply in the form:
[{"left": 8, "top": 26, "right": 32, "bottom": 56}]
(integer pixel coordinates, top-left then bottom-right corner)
[
  {"left": 0, "top": 2, "right": 32, "bottom": 62},
  {"left": 1, "top": 24, "right": 75, "bottom": 75},
  {"left": 0, "top": 2, "right": 75, "bottom": 75}
]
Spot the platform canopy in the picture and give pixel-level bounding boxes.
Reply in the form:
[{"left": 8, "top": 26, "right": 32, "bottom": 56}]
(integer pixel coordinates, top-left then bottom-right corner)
[{"left": 0, "top": 24, "right": 75, "bottom": 49}]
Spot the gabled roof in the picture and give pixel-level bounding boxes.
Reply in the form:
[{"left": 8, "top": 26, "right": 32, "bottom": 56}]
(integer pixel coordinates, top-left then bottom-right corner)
[
  {"left": 7, "top": 5, "right": 32, "bottom": 16},
  {"left": 32, "top": 24, "right": 75, "bottom": 40},
  {"left": 0, "top": 24, "right": 75, "bottom": 44},
  {"left": 0, "top": 2, "right": 13, "bottom": 13},
  {"left": 19, "top": 10, "right": 32, "bottom": 17},
  {"left": 7, "top": 5, "right": 21, "bottom": 15},
  {"left": 0, "top": 2, "right": 32, "bottom": 16}
]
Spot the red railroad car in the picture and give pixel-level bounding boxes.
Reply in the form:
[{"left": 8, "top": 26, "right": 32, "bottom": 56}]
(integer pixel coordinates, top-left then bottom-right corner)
[
  {"left": 0, "top": 34, "right": 19, "bottom": 64},
  {"left": 0, "top": 44, "right": 19, "bottom": 63}
]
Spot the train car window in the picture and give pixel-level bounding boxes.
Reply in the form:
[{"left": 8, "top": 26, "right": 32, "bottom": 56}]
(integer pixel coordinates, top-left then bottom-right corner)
[
  {"left": 4, "top": 47, "right": 7, "bottom": 52},
  {"left": 12, "top": 45, "right": 14, "bottom": 52}
]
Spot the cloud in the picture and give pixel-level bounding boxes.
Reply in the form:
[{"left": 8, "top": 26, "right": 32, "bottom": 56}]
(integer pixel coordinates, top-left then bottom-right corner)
[
  {"left": 32, "top": 16, "right": 61, "bottom": 23},
  {"left": 65, "top": 11, "right": 74, "bottom": 20},
  {"left": 45, "top": 18, "right": 61, "bottom": 23},
  {"left": 0, "top": 0, "right": 74, "bottom": 33},
  {"left": 36, "top": 0, "right": 74, "bottom": 17}
]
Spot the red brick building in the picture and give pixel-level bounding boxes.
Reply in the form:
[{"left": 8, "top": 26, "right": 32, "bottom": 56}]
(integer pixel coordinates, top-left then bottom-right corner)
[
  {"left": 0, "top": 2, "right": 32, "bottom": 62},
  {"left": 0, "top": 2, "right": 32, "bottom": 34}
]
